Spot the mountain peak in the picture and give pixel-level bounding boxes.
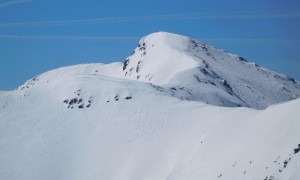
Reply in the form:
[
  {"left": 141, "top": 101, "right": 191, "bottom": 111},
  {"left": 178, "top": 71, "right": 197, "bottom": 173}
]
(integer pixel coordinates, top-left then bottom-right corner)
[
  {"left": 119, "top": 32, "right": 300, "bottom": 109},
  {"left": 16, "top": 32, "right": 300, "bottom": 109},
  {"left": 122, "top": 31, "right": 203, "bottom": 85},
  {"left": 142, "top": 31, "right": 197, "bottom": 49},
  {"left": 2, "top": 32, "right": 300, "bottom": 180}
]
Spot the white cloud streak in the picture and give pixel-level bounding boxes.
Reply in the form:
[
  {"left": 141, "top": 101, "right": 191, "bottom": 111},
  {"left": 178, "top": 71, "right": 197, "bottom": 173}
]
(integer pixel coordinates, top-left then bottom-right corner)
[
  {"left": 203, "top": 38, "right": 300, "bottom": 43},
  {"left": 0, "top": 35, "right": 140, "bottom": 40},
  {"left": 0, "top": 35, "right": 299, "bottom": 42},
  {"left": 0, "top": 12, "right": 299, "bottom": 28},
  {"left": 0, "top": 0, "right": 33, "bottom": 8}
]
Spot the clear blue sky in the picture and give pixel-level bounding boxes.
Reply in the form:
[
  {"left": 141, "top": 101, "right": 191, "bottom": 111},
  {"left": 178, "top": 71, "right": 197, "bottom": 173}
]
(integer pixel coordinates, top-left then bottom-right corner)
[{"left": 1, "top": 0, "right": 300, "bottom": 90}]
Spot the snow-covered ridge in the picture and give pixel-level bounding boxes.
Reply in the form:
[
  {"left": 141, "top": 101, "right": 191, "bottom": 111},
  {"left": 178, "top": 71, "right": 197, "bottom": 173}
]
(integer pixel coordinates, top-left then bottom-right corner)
[
  {"left": 1, "top": 31, "right": 300, "bottom": 180},
  {"left": 17, "top": 31, "right": 300, "bottom": 109},
  {"left": 1, "top": 72, "right": 300, "bottom": 180},
  {"left": 121, "top": 32, "right": 300, "bottom": 109}
]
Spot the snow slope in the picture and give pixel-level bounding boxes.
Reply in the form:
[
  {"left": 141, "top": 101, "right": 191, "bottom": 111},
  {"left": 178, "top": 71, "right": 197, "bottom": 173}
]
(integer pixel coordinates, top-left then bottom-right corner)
[
  {"left": 121, "top": 32, "right": 300, "bottom": 109},
  {"left": 0, "top": 32, "right": 300, "bottom": 180},
  {"left": 0, "top": 69, "right": 300, "bottom": 180},
  {"left": 16, "top": 32, "right": 300, "bottom": 109}
]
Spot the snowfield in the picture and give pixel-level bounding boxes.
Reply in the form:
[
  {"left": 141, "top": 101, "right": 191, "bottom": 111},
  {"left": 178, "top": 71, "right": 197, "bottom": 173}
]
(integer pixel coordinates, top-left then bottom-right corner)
[{"left": 0, "top": 32, "right": 299, "bottom": 180}]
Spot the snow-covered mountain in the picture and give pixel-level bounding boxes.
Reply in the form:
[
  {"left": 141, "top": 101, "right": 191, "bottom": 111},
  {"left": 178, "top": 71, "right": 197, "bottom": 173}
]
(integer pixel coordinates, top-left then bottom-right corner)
[
  {"left": 16, "top": 32, "right": 300, "bottom": 109},
  {"left": 0, "top": 32, "right": 300, "bottom": 180},
  {"left": 121, "top": 32, "right": 300, "bottom": 109}
]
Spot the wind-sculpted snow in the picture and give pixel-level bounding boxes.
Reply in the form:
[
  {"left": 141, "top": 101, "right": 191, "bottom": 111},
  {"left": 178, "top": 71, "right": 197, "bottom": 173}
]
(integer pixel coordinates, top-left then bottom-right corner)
[
  {"left": 0, "top": 32, "right": 300, "bottom": 180},
  {"left": 0, "top": 74, "right": 300, "bottom": 180}
]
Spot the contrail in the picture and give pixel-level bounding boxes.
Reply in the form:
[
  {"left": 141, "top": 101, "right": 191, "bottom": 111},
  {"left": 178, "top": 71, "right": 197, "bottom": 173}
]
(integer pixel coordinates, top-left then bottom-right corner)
[
  {"left": 0, "top": 12, "right": 299, "bottom": 28},
  {"left": 0, "top": 0, "right": 33, "bottom": 8}
]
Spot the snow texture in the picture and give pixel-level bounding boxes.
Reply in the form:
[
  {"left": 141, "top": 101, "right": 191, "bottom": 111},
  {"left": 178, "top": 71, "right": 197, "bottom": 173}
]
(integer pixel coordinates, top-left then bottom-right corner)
[
  {"left": 0, "top": 32, "right": 300, "bottom": 180},
  {"left": 121, "top": 32, "right": 300, "bottom": 109}
]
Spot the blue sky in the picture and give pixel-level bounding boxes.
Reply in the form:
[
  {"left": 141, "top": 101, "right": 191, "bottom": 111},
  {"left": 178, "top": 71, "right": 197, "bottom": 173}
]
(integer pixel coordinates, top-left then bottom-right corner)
[{"left": 0, "top": 0, "right": 300, "bottom": 90}]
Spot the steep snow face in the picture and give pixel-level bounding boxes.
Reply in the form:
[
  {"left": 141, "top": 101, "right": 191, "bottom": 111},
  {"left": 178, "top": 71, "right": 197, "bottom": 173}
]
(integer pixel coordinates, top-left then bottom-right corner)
[
  {"left": 122, "top": 32, "right": 200, "bottom": 85},
  {"left": 0, "top": 72, "right": 300, "bottom": 180},
  {"left": 122, "top": 32, "right": 300, "bottom": 109}
]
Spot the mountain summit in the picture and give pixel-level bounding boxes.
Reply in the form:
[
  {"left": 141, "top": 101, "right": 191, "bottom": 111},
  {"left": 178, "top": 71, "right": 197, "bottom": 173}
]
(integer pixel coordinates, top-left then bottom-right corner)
[
  {"left": 121, "top": 32, "right": 300, "bottom": 109},
  {"left": 1, "top": 32, "right": 300, "bottom": 180},
  {"left": 18, "top": 32, "right": 300, "bottom": 109}
]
